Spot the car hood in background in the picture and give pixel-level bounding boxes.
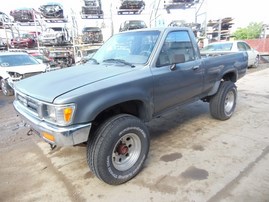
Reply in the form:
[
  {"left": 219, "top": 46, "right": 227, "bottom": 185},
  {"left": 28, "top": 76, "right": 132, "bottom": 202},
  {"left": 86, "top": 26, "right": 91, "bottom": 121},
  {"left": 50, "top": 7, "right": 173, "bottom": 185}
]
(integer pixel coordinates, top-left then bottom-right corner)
[{"left": 4, "top": 63, "right": 47, "bottom": 74}]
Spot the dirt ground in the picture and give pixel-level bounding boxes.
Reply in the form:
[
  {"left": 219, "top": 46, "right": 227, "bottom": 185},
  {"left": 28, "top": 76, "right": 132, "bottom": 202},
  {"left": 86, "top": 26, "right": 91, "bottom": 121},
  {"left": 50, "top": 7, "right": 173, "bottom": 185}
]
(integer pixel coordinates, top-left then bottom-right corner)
[{"left": 1, "top": 64, "right": 269, "bottom": 202}]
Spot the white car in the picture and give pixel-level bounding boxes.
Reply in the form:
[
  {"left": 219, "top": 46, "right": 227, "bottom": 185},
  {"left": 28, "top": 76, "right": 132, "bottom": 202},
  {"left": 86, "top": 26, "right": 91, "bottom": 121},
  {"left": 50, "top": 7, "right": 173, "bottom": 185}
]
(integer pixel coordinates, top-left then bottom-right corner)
[
  {"left": 200, "top": 40, "right": 260, "bottom": 68},
  {"left": 0, "top": 52, "right": 47, "bottom": 96},
  {"left": 39, "top": 27, "right": 70, "bottom": 46}
]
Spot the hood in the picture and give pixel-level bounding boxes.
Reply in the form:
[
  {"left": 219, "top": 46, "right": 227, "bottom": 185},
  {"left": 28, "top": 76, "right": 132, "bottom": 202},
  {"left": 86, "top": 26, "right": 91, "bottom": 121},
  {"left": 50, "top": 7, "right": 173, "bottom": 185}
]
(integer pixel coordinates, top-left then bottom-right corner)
[
  {"left": 13, "top": 38, "right": 31, "bottom": 43},
  {"left": 5, "top": 63, "right": 47, "bottom": 75},
  {"left": 15, "top": 63, "right": 137, "bottom": 103}
]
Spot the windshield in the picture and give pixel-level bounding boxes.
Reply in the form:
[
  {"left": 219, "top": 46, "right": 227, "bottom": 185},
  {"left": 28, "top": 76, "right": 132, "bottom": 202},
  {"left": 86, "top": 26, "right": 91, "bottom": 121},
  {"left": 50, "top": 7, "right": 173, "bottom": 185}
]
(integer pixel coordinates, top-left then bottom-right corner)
[
  {"left": 20, "top": 33, "right": 33, "bottom": 39},
  {"left": 46, "top": 27, "right": 63, "bottom": 32},
  {"left": 0, "top": 54, "right": 39, "bottom": 67},
  {"left": 92, "top": 30, "right": 160, "bottom": 64},
  {"left": 33, "top": 54, "right": 51, "bottom": 62},
  {"left": 202, "top": 42, "right": 233, "bottom": 52},
  {"left": 45, "top": 5, "right": 62, "bottom": 10},
  {"left": 128, "top": 21, "right": 146, "bottom": 27},
  {"left": 83, "top": 27, "right": 100, "bottom": 32}
]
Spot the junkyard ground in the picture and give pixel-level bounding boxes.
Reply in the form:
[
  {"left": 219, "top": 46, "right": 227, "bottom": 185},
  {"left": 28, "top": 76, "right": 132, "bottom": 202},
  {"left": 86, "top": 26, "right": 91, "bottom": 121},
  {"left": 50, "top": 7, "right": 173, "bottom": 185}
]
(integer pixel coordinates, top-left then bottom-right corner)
[{"left": 1, "top": 64, "right": 269, "bottom": 202}]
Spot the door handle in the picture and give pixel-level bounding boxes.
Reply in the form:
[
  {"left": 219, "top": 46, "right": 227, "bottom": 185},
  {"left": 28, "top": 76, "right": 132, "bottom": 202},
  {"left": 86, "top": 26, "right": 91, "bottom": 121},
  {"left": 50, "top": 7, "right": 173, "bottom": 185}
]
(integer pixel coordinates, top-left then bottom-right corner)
[{"left": 192, "top": 65, "right": 200, "bottom": 70}]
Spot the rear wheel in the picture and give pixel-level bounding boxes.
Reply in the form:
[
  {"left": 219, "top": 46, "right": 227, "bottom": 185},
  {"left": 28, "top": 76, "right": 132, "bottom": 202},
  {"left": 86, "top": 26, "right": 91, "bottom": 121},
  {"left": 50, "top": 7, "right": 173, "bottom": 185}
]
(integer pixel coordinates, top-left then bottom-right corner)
[
  {"left": 209, "top": 81, "right": 237, "bottom": 120},
  {"left": 87, "top": 114, "right": 150, "bottom": 185}
]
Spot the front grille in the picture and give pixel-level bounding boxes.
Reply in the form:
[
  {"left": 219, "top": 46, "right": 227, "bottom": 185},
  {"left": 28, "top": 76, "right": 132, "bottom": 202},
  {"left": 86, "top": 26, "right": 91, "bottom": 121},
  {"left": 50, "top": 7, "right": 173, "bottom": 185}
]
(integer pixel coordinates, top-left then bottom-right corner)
[{"left": 16, "top": 92, "right": 40, "bottom": 117}]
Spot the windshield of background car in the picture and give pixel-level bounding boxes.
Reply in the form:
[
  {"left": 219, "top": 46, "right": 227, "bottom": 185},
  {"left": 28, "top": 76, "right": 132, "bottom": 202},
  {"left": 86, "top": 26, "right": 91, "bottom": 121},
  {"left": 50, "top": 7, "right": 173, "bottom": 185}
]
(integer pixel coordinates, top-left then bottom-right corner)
[
  {"left": 45, "top": 5, "right": 62, "bottom": 10},
  {"left": 33, "top": 54, "right": 51, "bottom": 62},
  {"left": 130, "top": 21, "right": 146, "bottom": 28},
  {"left": 92, "top": 30, "right": 160, "bottom": 64},
  {"left": 83, "top": 27, "right": 100, "bottom": 33},
  {"left": 21, "top": 34, "right": 33, "bottom": 39},
  {"left": 46, "top": 27, "right": 63, "bottom": 32},
  {"left": 0, "top": 54, "right": 40, "bottom": 67},
  {"left": 202, "top": 42, "right": 233, "bottom": 52}
]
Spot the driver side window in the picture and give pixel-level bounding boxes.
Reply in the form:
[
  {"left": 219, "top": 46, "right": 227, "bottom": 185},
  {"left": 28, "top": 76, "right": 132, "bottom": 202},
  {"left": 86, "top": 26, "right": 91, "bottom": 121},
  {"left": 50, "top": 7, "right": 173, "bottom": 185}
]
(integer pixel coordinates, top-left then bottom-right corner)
[{"left": 157, "top": 31, "right": 195, "bottom": 67}]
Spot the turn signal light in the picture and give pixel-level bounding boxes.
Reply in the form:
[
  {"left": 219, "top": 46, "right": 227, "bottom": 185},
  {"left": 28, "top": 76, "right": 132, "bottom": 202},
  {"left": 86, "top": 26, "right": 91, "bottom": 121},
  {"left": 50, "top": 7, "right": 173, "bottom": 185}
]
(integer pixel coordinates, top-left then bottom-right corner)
[
  {"left": 64, "top": 107, "right": 73, "bottom": 122},
  {"left": 42, "top": 132, "right": 55, "bottom": 142}
]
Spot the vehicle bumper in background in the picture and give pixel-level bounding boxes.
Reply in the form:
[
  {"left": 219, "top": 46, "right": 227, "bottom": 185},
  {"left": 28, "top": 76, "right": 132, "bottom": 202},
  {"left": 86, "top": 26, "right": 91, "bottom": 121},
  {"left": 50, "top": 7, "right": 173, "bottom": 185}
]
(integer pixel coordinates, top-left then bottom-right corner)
[{"left": 13, "top": 100, "right": 92, "bottom": 146}]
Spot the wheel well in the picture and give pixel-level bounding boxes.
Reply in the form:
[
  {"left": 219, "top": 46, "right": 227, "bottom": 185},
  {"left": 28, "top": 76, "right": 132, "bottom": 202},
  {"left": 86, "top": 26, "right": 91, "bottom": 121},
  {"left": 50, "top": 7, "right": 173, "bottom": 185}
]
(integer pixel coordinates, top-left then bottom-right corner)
[
  {"left": 222, "top": 72, "right": 236, "bottom": 82},
  {"left": 90, "top": 100, "right": 148, "bottom": 134},
  {"left": 201, "top": 72, "right": 237, "bottom": 102}
]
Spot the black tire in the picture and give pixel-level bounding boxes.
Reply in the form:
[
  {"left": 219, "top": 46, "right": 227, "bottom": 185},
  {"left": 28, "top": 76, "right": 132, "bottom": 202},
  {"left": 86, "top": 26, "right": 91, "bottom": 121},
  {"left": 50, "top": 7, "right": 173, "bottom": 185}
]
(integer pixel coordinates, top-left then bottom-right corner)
[
  {"left": 209, "top": 81, "right": 237, "bottom": 120},
  {"left": 1, "top": 79, "right": 14, "bottom": 96},
  {"left": 87, "top": 114, "right": 150, "bottom": 185}
]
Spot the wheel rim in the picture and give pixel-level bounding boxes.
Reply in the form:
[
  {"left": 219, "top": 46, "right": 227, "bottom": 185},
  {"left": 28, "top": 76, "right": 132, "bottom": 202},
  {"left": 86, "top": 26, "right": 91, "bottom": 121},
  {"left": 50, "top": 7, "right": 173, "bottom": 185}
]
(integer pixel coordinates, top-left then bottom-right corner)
[
  {"left": 1, "top": 81, "right": 7, "bottom": 95},
  {"left": 112, "top": 133, "right": 141, "bottom": 171},
  {"left": 224, "top": 91, "right": 235, "bottom": 115}
]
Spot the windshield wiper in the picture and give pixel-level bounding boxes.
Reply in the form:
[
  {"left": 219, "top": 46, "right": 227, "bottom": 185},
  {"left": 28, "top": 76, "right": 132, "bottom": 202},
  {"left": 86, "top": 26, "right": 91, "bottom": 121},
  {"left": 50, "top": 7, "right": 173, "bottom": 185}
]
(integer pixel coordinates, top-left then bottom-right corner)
[{"left": 103, "top": 59, "right": 135, "bottom": 68}]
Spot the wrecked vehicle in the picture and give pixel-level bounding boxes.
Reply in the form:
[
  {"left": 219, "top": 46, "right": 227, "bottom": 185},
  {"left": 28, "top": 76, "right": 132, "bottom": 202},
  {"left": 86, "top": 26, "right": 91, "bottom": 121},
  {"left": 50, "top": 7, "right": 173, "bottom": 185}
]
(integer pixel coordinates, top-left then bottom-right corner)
[
  {"left": 10, "top": 33, "right": 37, "bottom": 49},
  {"left": 117, "top": 0, "right": 145, "bottom": 14},
  {"left": 119, "top": 20, "right": 147, "bottom": 32},
  {"left": 13, "top": 27, "right": 247, "bottom": 185},
  {"left": 81, "top": 0, "right": 104, "bottom": 19},
  {"left": 168, "top": 21, "right": 202, "bottom": 37},
  {"left": 39, "top": 2, "right": 64, "bottom": 19},
  {"left": 0, "top": 38, "right": 7, "bottom": 50},
  {"left": 48, "top": 49, "right": 74, "bottom": 68},
  {"left": 28, "top": 52, "right": 58, "bottom": 69},
  {"left": 0, "top": 52, "right": 47, "bottom": 96},
  {"left": 39, "top": 26, "right": 71, "bottom": 46},
  {"left": 0, "top": 11, "right": 13, "bottom": 28},
  {"left": 164, "top": 0, "right": 199, "bottom": 12},
  {"left": 81, "top": 27, "right": 103, "bottom": 44},
  {"left": 10, "top": 7, "right": 35, "bottom": 22}
]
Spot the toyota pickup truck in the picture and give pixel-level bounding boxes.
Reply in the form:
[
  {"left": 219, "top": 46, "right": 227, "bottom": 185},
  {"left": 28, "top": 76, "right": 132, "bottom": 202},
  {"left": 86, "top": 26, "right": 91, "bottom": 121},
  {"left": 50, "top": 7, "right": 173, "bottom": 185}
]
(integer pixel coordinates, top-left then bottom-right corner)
[{"left": 13, "top": 27, "right": 248, "bottom": 185}]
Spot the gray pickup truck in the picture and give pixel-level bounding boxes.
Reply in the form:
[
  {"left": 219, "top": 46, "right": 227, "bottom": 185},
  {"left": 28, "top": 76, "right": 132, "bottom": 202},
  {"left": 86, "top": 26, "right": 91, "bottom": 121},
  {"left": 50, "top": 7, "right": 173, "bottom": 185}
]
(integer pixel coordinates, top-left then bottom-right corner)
[{"left": 13, "top": 27, "right": 248, "bottom": 185}]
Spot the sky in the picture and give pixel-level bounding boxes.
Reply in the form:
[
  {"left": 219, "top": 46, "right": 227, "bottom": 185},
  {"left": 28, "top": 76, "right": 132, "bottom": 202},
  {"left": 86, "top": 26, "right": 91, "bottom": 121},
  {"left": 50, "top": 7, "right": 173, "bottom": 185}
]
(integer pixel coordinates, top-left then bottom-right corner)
[
  {"left": 204, "top": 0, "right": 268, "bottom": 28},
  {"left": 0, "top": 0, "right": 268, "bottom": 29}
]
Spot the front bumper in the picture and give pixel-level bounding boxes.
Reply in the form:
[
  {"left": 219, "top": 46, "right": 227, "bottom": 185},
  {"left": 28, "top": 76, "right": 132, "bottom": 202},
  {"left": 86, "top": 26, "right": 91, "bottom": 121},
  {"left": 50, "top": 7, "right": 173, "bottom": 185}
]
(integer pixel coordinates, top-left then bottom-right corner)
[
  {"left": 41, "top": 37, "right": 59, "bottom": 45},
  {"left": 13, "top": 99, "right": 91, "bottom": 146}
]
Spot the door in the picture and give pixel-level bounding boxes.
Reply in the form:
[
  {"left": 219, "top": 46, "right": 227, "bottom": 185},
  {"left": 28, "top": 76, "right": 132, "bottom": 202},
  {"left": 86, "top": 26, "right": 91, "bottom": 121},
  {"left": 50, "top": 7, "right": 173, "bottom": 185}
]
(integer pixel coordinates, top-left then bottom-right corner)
[
  {"left": 152, "top": 30, "right": 203, "bottom": 114},
  {"left": 237, "top": 41, "right": 257, "bottom": 66}
]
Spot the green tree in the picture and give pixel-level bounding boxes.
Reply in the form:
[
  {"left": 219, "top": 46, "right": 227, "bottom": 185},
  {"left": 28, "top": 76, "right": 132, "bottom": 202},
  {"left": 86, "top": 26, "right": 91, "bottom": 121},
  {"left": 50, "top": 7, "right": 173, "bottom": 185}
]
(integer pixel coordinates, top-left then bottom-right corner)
[{"left": 233, "top": 22, "right": 263, "bottom": 39}]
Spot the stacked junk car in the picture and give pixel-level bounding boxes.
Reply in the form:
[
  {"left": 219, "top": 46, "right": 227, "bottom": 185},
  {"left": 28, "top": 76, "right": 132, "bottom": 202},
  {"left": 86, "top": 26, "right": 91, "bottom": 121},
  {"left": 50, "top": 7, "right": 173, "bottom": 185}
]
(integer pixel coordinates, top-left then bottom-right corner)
[{"left": 81, "top": 0, "right": 104, "bottom": 19}]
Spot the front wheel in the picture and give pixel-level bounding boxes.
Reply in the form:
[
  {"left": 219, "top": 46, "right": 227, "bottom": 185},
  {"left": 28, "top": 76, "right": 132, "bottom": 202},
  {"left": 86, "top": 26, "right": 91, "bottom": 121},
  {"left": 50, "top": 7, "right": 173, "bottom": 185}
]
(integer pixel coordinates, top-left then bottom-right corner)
[
  {"left": 1, "top": 79, "right": 14, "bottom": 96},
  {"left": 209, "top": 81, "right": 237, "bottom": 120},
  {"left": 87, "top": 114, "right": 150, "bottom": 185}
]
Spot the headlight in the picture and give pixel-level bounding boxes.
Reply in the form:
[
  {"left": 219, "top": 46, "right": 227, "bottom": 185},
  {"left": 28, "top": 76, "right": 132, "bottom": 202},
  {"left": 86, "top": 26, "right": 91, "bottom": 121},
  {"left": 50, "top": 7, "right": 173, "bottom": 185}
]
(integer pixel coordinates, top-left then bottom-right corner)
[
  {"left": 7, "top": 72, "right": 23, "bottom": 80},
  {"left": 43, "top": 104, "right": 76, "bottom": 126}
]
